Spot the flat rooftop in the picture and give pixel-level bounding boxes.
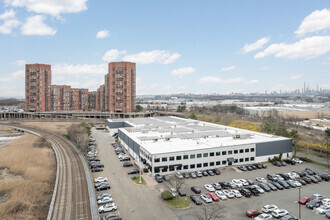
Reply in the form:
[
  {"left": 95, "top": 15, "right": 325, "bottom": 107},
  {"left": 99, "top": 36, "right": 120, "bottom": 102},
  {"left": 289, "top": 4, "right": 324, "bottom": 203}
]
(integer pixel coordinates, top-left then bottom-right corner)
[{"left": 109, "top": 116, "right": 290, "bottom": 155}]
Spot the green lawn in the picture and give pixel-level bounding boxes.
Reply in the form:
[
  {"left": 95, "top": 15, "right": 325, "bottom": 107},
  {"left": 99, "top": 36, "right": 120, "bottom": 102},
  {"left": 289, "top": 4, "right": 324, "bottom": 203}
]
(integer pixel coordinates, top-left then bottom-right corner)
[
  {"left": 130, "top": 176, "right": 147, "bottom": 185},
  {"left": 166, "top": 197, "right": 191, "bottom": 209}
]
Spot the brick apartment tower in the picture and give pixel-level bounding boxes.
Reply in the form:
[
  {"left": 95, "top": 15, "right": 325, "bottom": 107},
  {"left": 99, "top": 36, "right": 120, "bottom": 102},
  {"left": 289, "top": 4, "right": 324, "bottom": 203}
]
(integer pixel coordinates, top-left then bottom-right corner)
[
  {"left": 105, "top": 62, "right": 136, "bottom": 113},
  {"left": 25, "top": 64, "right": 51, "bottom": 112},
  {"left": 70, "top": 88, "right": 89, "bottom": 111},
  {"left": 51, "top": 85, "right": 71, "bottom": 111}
]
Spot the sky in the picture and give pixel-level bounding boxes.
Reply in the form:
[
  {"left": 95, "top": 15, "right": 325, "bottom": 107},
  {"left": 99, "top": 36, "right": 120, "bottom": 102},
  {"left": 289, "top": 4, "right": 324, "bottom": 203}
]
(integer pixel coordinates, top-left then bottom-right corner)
[{"left": 1, "top": 0, "right": 330, "bottom": 98}]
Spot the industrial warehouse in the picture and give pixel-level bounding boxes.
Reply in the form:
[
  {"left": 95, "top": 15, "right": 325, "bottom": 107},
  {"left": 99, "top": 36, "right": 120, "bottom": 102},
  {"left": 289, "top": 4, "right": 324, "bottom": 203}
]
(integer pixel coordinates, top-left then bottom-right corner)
[{"left": 107, "top": 116, "right": 292, "bottom": 176}]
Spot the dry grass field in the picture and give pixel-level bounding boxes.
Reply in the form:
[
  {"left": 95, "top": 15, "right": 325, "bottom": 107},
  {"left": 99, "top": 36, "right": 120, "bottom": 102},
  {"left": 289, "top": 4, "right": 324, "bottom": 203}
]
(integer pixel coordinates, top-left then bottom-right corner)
[
  {"left": 22, "top": 122, "right": 74, "bottom": 134},
  {"left": 0, "top": 127, "right": 13, "bottom": 131},
  {"left": 0, "top": 133, "right": 55, "bottom": 220}
]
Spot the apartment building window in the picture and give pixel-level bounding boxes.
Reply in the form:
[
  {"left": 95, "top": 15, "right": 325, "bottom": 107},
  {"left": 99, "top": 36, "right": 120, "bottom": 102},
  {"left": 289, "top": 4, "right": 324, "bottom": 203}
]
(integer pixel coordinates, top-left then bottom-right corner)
[
  {"left": 183, "top": 155, "right": 188, "bottom": 160},
  {"left": 251, "top": 148, "right": 255, "bottom": 152},
  {"left": 245, "top": 149, "right": 250, "bottom": 153},
  {"left": 239, "top": 149, "right": 244, "bottom": 153},
  {"left": 222, "top": 161, "right": 227, "bottom": 165},
  {"left": 216, "top": 161, "right": 220, "bottom": 165},
  {"left": 169, "top": 156, "right": 174, "bottom": 161},
  {"left": 197, "top": 153, "right": 202, "bottom": 158},
  {"left": 234, "top": 159, "right": 238, "bottom": 163},
  {"left": 239, "top": 158, "right": 244, "bottom": 162},
  {"left": 154, "top": 158, "right": 160, "bottom": 163},
  {"left": 190, "top": 164, "right": 195, "bottom": 169},
  {"left": 162, "top": 157, "right": 167, "bottom": 162},
  {"left": 210, "top": 162, "right": 214, "bottom": 166},
  {"left": 228, "top": 150, "right": 232, "bottom": 155},
  {"left": 183, "top": 165, "right": 188, "bottom": 170},
  {"left": 203, "top": 163, "right": 208, "bottom": 167},
  {"left": 176, "top": 156, "right": 182, "bottom": 160},
  {"left": 216, "top": 152, "right": 220, "bottom": 156},
  {"left": 222, "top": 151, "right": 227, "bottom": 155},
  {"left": 197, "top": 163, "right": 202, "bottom": 168},
  {"left": 203, "top": 153, "right": 208, "bottom": 157},
  {"left": 234, "top": 150, "right": 238, "bottom": 154},
  {"left": 245, "top": 157, "right": 250, "bottom": 162},
  {"left": 190, "top": 154, "right": 195, "bottom": 159},
  {"left": 250, "top": 157, "right": 255, "bottom": 161},
  {"left": 210, "top": 152, "right": 214, "bottom": 157}
]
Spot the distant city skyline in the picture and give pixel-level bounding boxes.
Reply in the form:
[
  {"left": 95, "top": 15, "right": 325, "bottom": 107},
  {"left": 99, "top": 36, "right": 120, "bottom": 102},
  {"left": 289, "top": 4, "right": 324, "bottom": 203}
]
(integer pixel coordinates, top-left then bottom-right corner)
[{"left": 1, "top": 1, "right": 330, "bottom": 98}]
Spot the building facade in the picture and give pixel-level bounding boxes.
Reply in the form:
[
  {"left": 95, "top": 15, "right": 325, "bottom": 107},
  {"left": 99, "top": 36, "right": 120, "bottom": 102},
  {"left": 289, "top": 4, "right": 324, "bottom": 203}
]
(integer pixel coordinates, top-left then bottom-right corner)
[
  {"left": 70, "top": 88, "right": 89, "bottom": 111},
  {"left": 25, "top": 64, "right": 52, "bottom": 112},
  {"left": 51, "top": 85, "right": 71, "bottom": 111},
  {"left": 107, "top": 116, "right": 292, "bottom": 176},
  {"left": 88, "top": 91, "right": 97, "bottom": 111}
]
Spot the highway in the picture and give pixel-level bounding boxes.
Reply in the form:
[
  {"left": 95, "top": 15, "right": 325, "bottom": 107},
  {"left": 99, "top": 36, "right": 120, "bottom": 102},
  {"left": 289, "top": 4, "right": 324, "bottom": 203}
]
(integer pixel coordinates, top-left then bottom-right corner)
[{"left": 6, "top": 123, "right": 95, "bottom": 220}]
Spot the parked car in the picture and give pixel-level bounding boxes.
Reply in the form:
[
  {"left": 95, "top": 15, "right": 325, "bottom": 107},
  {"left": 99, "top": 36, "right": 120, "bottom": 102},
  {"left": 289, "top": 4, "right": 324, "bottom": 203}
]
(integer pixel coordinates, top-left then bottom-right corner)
[
  {"left": 208, "top": 192, "right": 219, "bottom": 201},
  {"left": 232, "top": 179, "right": 243, "bottom": 187},
  {"left": 292, "top": 158, "right": 303, "bottom": 164},
  {"left": 213, "top": 169, "right": 221, "bottom": 175},
  {"left": 231, "top": 189, "right": 242, "bottom": 198},
  {"left": 178, "top": 188, "right": 186, "bottom": 197},
  {"left": 119, "top": 156, "right": 130, "bottom": 161},
  {"left": 182, "top": 172, "right": 190, "bottom": 179},
  {"left": 170, "top": 188, "right": 177, "bottom": 197},
  {"left": 127, "top": 169, "right": 139, "bottom": 175},
  {"left": 246, "top": 179, "right": 254, "bottom": 185},
  {"left": 154, "top": 174, "right": 163, "bottom": 183},
  {"left": 313, "top": 194, "right": 326, "bottom": 200},
  {"left": 255, "top": 213, "right": 272, "bottom": 220},
  {"left": 94, "top": 177, "right": 108, "bottom": 183},
  {"left": 266, "top": 182, "right": 277, "bottom": 191},
  {"left": 302, "top": 176, "right": 312, "bottom": 184},
  {"left": 191, "top": 186, "right": 201, "bottom": 194},
  {"left": 97, "top": 197, "right": 113, "bottom": 205},
  {"left": 316, "top": 205, "right": 330, "bottom": 214},
  {"left": 97, "top": 193, "right": 112, "bottom": 200},
  {"left": 246, "top": 209, "right": 262, "bottom": 217},
  {"left": 162, "top": 175, "right": 170, "bottom": 181},
  {"left": 200, "top": 194, "right": 212, "bottom": 203},
  {"left": 91, "top": 167, "right": 103, "bottom": 172},
  {"left": 190, "top": 195, "right": 202, "bottom": 205},
  {"left": 95, "top": 182, "right": 109, "bottom": 188},
  {"left": 298, "top": 196, "right": 312, "bottom": 205},
  {"left": 286, "top": 180, "right": 296, "bottom": 188},
  {"left": 228, "top": 182, "right": 237, "bottom": 189},
  {"left": 325, "top": 210, "right": 330, "bottom": 218},
  {"left": 271, "top": 209, "right": 288, "bottom": 218},
  {"left": 297, "top": 179, "right": 306, "bottom": 185},
  {"left": 212, "top": 183, "right": 222, "bottom": 190},
  {"left": 204, "top": 184, "right": 215, "bottom": 192},
  {"left": 190, "top": 172, "right": 197, "bottom": 178},
  {"left": 276, "top": 180, "right": 290, "bottom": 189},
  {"left": 98, "top": 203, "right": 117, "bottom": 213},
  {"left": 175, "top": 172, "right": 184, "bottom": 179},
  {"left": 202, "top": 170, "right": 209, "bottom": 176},
  {"left": 280, "top": 161, "right": 287, "bottom": 166},
  {"left": 262, "top": 204, "right": 278, "bottom": 213},
  {"left": 280, "top": 214, "right": 298, "bottom": 220},
  {"left": 306, "top": 199, "right": 322, "bottom": 209},
  {"left": 258, "top": 183, "right": 271, "bottom": 192},
  {"left": 101, "top": 214, "right": 122, "bottom": 220},
  {"left": 123, "top": 162, "right": 133, "bottom": 167},
  {"left": 271, "top": 181, "right": 284, "bottom": 190},
  {"left": 320, "top": 173, "right": 330, "bottom": 181},
  {"left": 96, "top": 183, "right": 110, "bottom": 191},
  {"left": 215, "top": 191, "right": 228, "bottom": 200},
  {"left": 222, "top": 190, "right": 235, "bottom": 198},
  {"left": 322, "top": 198, "right": 330, "bottom": 206},
  {"left": 246, "top": 187, "right": 260, "bottom": 196},
  {"left": 207, "top": 170, "right": 215, "bottom": 176},
  {"left": 273, "top": 161, "right": 282, "bottom": 167},
  {"left": 195, "top": 171, "right": 203, "bottom": 177},
  {"left": 239, "top": 188, "right": 252, "bottom": 197},
  {"left": 219, "top": 182, "right": 230, "bottom": 189}
]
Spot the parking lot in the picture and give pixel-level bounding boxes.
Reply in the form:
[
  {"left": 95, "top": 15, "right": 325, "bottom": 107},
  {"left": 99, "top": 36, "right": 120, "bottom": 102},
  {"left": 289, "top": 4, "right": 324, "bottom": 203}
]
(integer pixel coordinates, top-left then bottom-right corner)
[{"left": 91, "top": 128, "right": 329, "bottom": 220}]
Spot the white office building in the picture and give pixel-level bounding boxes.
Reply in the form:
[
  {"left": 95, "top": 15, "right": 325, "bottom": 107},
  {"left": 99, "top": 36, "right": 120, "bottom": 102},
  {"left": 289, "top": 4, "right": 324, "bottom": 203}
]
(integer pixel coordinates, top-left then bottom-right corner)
[{"left": 107, "top": 116, "right": 292, "bottom": 176}]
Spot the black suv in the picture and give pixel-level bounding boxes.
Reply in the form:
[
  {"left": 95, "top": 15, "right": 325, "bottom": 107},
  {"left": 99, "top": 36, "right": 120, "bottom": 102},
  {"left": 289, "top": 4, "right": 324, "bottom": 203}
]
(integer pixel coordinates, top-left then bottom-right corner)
[
  {"left": 154, "top": 174, "right": 163, "bottom": 183},
  {"left": 239, "top": 188, "right": 252, "bottom": 197},
  {"left": 246, "top": 187, "right": 260, "bottom": 196},
  {"left": 191, "top": 186, "right": 201, "bottom": 194}
]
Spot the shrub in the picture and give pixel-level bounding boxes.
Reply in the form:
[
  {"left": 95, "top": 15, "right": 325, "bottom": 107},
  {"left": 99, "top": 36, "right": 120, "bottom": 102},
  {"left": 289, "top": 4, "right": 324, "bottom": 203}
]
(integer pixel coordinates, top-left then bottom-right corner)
[
  {"left": 143, "top": 168, "right": 149, "bottom": 173},
  {"left": 161, "top": 190, "right": 174, "bottom": 200}
]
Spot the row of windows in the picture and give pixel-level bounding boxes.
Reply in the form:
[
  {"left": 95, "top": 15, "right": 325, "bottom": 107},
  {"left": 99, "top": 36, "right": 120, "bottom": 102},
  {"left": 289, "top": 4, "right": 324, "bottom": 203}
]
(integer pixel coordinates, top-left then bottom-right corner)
[
  {"left": 154, "top": 148, "right": 255, "bottom": 163},
  {"left": 154, "top": 157, "right": 255, "bottom": 173}
]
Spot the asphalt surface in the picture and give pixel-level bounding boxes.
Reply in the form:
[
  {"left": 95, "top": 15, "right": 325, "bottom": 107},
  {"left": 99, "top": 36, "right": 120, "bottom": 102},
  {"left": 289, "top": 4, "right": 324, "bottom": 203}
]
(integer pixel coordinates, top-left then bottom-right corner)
[{"left": 92, "top": 128, "right": 178, "bottom": 220}]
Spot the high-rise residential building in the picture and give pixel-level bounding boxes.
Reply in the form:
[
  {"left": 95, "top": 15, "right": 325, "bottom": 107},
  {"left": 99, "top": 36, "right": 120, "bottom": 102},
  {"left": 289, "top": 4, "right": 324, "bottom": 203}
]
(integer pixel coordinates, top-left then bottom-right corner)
[
  {"left": 25, "top": 64, "right": 52, "bottom": 112},
  {"left": 88, "top": 91, "right": 97, "bottom": 111},
  {"left": 106, "top": 62, "right": 136, "bottom": 113},
  {"left": 51, "top": 85, "right": 71, "bottom": 111},
  {"left": 70, "top": 88, "right": 89, "bottom": 111},
  {"left": 97, "top": 84, "right": 105, "bottom": 111}
]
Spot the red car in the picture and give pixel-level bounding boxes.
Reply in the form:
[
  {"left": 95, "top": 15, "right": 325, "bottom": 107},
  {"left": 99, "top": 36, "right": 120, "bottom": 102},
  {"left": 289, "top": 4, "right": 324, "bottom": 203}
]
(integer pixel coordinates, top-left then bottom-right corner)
[
  {"left": 246, "top": 209, "right": 262, "bottom": 217},
  {"left": 207, "top": 192, "right": 219, "bottom": 201},
  {"left": 298, "top": 196, "right": 312, "bottom": 205}
]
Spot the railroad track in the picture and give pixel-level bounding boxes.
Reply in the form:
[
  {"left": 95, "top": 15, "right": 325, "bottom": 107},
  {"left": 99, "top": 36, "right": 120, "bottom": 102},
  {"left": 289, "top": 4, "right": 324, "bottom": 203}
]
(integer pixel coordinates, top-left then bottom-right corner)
[{"left": 5, "top": 123, "right": 94, "bottom": 220}]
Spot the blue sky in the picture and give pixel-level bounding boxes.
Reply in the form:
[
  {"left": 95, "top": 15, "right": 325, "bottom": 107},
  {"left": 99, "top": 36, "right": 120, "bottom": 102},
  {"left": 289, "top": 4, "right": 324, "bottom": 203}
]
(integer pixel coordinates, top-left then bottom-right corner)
[{"left": 1, "top": 0, "right": 330, "bottom": 97}]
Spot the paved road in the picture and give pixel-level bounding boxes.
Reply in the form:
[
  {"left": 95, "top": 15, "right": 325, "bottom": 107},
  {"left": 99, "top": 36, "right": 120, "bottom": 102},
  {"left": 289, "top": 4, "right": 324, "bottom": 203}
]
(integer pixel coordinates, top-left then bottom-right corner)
[{"left": 92, "top": 128, "right": 178, "bottom": 220}]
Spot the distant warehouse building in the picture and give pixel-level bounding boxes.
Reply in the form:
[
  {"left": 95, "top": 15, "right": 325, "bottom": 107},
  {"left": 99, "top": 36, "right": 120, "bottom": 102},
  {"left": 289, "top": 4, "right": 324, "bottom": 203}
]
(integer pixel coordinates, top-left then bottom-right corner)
[{"left": 107, "top": 116, "right": 292, "bottom": 176}]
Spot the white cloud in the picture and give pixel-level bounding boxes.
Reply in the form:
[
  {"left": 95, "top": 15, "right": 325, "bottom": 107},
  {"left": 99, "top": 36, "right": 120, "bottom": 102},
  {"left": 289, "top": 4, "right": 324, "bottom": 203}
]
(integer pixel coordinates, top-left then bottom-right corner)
[
  {"left": 162, "top": 85, "right": 172, "bottom": 91},
  {"left": 290, "top": 74, "right": 303, "bottom": 80},
  {"left": 254, "top": 35, "right": 330, "bottom": 59},
  {"left": 12, "top": 59, "right": 26, "bottom": 66},
  {"left": 198, "top": 76, "right": 244, "bottom": 84},
  {"left": 5, "top": 0, "right": 88, "bottom": 18},
  {"left": 102, "top": 49, "right": 127, "bottom": 62},
  {"left": 244, "top": 80, "right": 259, "bottom": 84},
  {"left": 53, "top": 63, "right": 107, "bottom": 76},
  {"left": 123, "top": 50, "right": 181, "bottom": 64},
  {"left": 0, "top": 10, "right": 20, "bottom": 34},
  {"left": 238, "top": 37, "right": 270, "bottom": 53},
  {"left": 221, "top": 65, "right": 236, "bottom": 72},
  {"left": 96, "top": 30, "right": 109, "bottom": 39},
  {"left": 0, "top": 70, "right": 24, "bottom": 82},
  {"left": 170, "top": 67, "right": 195, "bottom": 77},
  {"left": 295, "top": 8, "right": 330, "bottom": 36},
  {"left": 21, "top": 15, "right": 56, "bottom": 36}
]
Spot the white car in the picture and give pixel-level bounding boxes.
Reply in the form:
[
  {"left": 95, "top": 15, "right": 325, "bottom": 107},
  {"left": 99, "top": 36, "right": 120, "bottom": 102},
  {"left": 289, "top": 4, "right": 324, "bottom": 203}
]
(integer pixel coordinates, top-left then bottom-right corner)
[
  {"left": 200, "top": 194, "right": 212, "bottom": 203},
  {"left": 274, "top": 175, "right": 284, "bottom": 180},
  {"left": 170, "top": 188, "right": 177, "bottom": 197},
  {"left": 293, "top": 180, "right": 302, "bottom": 187},
  {"left": 118, "top": 153, "right": 126, "bottom": 158},
  {"left": 322, "top": 198, "right": 330, "bottom": 206},
  {"left": 262, "top": 204, "right": 278, "bottom": 213},
  {"left": 204, "top": 184, "right": 215, "bottom": 192},
  {"left": 215, "top": 191, "right": 227, "bottom": 200},
  {"left": 232, "top": 179, "right": 243, "bottom": 187},
  {"left": 271, "top": 209, "right": 288, "bottom": 218},
  {"left": 256, "top": 177, "right": 267, "bottom": 183},
  {"left": 98, "top": 203, "right": 117, "bottom": 213},
  {"left": 94, "top": 177, "right": 108, "bottom": 183},
  {"left": 222, "top": 190, "right": 235, "bottom": 198},
  {"left": 240, "top": 179, "right": 249, "bottom": 186},
  {"left": 254, "top": 213, "right": 272, "bottom": 220},
  {"left": 316, "top": 205, "right": 330, "bottom": 214},
  {"left": 175, "top": 172, "right": 184, "bottom": 179},
  {"left": 97, "top": 196, "right": 113, "bottom": 205},
  {"left": 231, "top": 190, "right": 242, "bottom": 198},
  {"left": 292, "top": 158, "right": 303, "bottom": 164},
  {"left": 253, "top": 185, "right": 265, "bottom": 194},
  {"left": 287, "top": 172, "right": 297, "bottom": 179}
]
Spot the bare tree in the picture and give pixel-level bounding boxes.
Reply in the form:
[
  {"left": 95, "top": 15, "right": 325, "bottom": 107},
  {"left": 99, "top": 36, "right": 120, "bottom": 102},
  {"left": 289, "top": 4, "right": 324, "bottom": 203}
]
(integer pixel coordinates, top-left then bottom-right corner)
[
  {"left": 192, "top": 203, "right": 225, "bottom": 220},
  {"left": 168, "top": 177, "right": 185, "bottom": 205},
  {"left": 325, "top": 128, "right": 330, "bottom": 168}
]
